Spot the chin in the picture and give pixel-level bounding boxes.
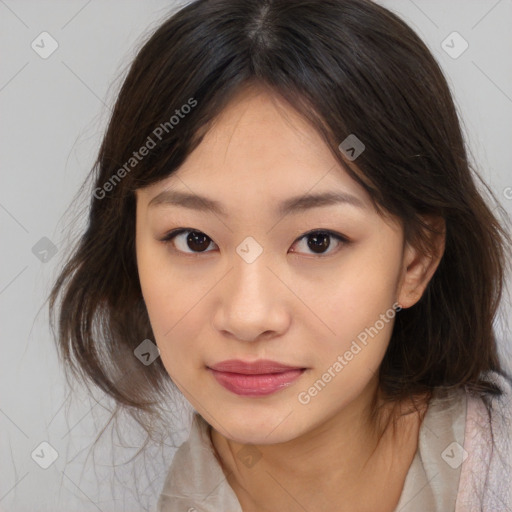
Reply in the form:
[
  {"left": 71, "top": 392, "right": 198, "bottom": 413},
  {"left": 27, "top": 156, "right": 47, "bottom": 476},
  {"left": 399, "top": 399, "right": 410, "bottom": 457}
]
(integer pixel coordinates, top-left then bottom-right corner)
[{"left": 207, "top": 407, "right": 304, "bottom": 445}]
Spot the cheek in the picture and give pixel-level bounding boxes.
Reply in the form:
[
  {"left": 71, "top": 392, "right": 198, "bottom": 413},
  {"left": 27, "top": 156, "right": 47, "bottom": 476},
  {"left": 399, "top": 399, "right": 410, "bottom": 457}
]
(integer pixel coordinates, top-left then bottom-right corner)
[
  {"left": 136, "top": 240, "right": 184, "bottom": 354},
  {"left": 136, "top": 239, "right": 215, "bottom": 380},
  {"left": 317, "top": 236, "right": 403, "bottom": 361},
  {"left": 297, "top": 246, "right": 402, "bottom": 409},
  {"left": 136, "top": 227, "right": 189, "bottom": 326},
  {"left": 137, "top": 240, "right": 171, "bottom": 325}
]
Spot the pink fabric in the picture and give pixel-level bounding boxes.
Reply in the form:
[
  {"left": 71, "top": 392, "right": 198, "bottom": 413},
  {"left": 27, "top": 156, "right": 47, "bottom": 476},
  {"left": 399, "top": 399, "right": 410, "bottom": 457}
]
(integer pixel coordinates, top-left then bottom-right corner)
[{"left": 456, "top": 379, "right": 512, "bottom": 511}]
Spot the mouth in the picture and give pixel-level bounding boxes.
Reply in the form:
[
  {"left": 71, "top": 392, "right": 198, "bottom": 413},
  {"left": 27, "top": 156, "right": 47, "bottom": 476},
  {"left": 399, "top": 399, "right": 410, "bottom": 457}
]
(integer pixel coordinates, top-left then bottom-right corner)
[{"left": 207, "top": 359, "right": 307, "bottom": 396}]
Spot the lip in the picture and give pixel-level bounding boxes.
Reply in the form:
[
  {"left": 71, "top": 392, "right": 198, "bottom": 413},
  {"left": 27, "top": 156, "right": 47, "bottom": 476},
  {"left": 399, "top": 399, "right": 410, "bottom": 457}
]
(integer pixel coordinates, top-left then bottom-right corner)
[
  {"left": 209, "top": 359, "right": 303, "bottom": 374},
  {"left": 208, "top": 359, "right": 306, "bottom": 396}
]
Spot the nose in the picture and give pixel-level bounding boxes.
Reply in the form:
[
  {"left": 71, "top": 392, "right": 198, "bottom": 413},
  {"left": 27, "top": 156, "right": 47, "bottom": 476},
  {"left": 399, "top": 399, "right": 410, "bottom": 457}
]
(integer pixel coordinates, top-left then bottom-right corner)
[{"left": 211, "top": 255, "right": 291, "bottom": 343}]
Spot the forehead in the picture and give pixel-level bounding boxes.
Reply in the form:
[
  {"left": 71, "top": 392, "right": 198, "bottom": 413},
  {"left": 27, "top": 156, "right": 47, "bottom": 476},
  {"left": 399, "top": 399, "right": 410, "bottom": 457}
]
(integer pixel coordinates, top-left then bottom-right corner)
[
  {"left": 137, "top": 84, "right": 372, "bottom": 214},
  {"left": 187, "top": 85, "right": 333, "bottom": 172}
]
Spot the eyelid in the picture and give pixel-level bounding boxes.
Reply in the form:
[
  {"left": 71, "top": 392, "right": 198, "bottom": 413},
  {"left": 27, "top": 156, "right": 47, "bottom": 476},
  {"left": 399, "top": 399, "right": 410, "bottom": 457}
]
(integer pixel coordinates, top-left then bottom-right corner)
[
  {"left": 159, "top": 228, "right": 219, "bottom": 254},
  {"left": 159, "top": 228, "right": 213, "bottom": 244},
  {"left": 290, "top": 229, "right": 349, "bottom": 257}
]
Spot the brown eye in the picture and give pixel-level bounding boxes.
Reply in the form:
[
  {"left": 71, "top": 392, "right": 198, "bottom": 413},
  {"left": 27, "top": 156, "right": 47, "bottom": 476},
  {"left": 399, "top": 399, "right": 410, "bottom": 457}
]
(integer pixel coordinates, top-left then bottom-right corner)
[
  {"left": 290, "top": 230, "right": 347, "bottom": 256},
  {"left": 161, "top": 229, "right": 217, "bottom": 253},
  {"left": 307, "top": 232, "right": 331, "bottom": 253},
  {"left": 161, "top": 228, "right": 348, "bottom": 257}
]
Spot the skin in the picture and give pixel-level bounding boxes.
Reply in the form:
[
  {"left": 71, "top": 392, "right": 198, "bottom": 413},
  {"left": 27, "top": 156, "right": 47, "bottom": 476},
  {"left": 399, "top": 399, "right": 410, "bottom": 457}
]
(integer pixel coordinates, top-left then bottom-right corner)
[{"left": 135, "top": 83, "right": 445, "bottom": 511}]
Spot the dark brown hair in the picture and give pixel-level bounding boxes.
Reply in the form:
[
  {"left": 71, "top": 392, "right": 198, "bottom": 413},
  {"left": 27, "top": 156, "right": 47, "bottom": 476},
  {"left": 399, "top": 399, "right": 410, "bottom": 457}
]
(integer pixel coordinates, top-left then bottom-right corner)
[{"left": 49, "top": 0, "right": 511, "bottom": 479}]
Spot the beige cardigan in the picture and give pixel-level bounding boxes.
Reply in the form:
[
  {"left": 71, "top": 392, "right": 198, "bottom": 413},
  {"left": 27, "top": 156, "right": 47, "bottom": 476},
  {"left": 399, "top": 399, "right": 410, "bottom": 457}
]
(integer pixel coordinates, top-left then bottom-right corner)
[{"left": 157, "top": 372, "right": 512, "bottom": 511}]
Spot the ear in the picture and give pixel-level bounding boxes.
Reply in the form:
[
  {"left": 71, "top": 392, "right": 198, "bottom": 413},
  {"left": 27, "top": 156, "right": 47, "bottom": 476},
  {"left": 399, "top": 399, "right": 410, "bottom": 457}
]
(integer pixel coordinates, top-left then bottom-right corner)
[{"left": 397, "top": 216, "right": 446, "bottom": 309}]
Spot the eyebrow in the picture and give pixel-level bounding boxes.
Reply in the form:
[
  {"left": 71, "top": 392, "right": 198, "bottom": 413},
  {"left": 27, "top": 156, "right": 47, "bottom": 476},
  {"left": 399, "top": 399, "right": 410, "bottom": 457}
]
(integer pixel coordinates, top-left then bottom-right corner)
[{"left": 148, "top": 189, "right": 366, "bottom": 217}]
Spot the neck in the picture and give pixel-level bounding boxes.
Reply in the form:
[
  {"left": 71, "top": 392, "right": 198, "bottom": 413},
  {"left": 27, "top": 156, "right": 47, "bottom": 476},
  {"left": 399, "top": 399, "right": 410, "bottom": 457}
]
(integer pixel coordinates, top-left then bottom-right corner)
[{"left": 209, "top": 378, "right": 425, "bottom": 512}]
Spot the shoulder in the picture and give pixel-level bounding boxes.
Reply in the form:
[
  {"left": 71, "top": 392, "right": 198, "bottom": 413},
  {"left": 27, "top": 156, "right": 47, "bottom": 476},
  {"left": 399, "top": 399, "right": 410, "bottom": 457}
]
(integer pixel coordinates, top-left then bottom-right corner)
[
  {"left": 456, "top": 370, "right": 512, "bottom": 511},
  {"left": 157, "top": 413, "right": 243, "bottom": 512},
  {"left": 464, "top": 370, "right": 512, "bottom": 446}
]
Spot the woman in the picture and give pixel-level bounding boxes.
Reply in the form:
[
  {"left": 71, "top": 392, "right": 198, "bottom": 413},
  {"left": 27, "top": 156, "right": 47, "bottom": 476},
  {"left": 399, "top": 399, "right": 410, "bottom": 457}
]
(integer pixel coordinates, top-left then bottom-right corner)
[{"left": 50, "top": 0, "right": 512, "bottom": 510}]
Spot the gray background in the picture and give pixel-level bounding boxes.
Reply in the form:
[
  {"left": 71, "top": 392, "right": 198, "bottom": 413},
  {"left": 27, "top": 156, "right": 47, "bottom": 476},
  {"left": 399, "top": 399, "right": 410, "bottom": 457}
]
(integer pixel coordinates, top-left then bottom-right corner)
[{"left": 1, "top": 1, "right": 511, "bottom": 511}]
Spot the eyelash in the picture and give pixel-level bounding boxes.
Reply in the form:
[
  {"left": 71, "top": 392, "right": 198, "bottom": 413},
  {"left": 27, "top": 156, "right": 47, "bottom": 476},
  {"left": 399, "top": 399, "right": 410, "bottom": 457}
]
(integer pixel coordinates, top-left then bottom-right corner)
[{"left": 159, "top": 228, "right": 350, "bottom": 257}]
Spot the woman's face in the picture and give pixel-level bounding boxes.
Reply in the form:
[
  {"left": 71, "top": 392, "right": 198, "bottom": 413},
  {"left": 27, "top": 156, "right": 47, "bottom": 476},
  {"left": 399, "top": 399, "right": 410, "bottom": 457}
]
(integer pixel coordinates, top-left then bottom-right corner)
[{"left": 135, "top": 85, "right": 417, "bottom": 444}]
